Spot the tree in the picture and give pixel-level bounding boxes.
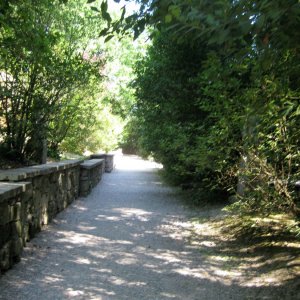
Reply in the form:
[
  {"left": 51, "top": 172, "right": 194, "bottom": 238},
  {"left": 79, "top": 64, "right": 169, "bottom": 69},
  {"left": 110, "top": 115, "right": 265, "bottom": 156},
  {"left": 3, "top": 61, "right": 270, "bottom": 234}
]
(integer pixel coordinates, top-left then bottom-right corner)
[
  {"left": 123, "top": 0, "right": 300, "bottom": 215},
  {"left": 0, "top": 0, "right": 104, "bottom": 162}
]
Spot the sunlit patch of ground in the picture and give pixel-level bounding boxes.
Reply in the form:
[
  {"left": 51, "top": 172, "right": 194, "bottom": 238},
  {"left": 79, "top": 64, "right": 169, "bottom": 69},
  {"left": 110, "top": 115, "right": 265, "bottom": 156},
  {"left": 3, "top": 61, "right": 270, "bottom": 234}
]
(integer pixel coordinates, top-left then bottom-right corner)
[{"left": 187, "top": 210, "right": 300, "bottom": 294}]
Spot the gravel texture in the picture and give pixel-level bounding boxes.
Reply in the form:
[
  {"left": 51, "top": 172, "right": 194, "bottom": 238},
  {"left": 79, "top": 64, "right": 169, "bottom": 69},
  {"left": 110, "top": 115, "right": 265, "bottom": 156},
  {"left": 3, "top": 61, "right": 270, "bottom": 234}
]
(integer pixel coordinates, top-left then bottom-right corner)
[{"left": 0, "top": 155, "right": 298, "bottom": 299}]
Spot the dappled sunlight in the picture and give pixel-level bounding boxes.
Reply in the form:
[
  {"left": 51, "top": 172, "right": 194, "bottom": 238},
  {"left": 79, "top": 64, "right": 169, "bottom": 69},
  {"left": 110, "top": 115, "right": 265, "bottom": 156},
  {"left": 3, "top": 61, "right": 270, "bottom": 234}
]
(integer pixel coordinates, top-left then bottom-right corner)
[
  {"left": 133, "top": 246, "right": 188, "bottom": 265},
  {"left": 77, "top": 225, "right": 97, "bottom": 232},
  {"left": 160, "top": 292, "right": 177, "bottom": 298},
  {"left": 115, "top": 256, "right": 139, "bottom": 266},
  {"left": 1, "top": 156, "right": 299, "bottom": 299},
  {"left": 42, "top": 275, "right": 64, "bottom": 284},
  {"left": 107, "top": 276, "right": 146, "bottom": 287},
  {"left": 2, "top": 194, "right": 299, "bottom": 300},
  {"left": 95, "top": 214, "right": 122, "bottom": 222},
  {"left": 57, "top": 231, "right": 98, "bottom": 245},
  {"left": 186, "top": 214, "right": 300, "bottom": 289},
  {"left": 95, "top": 208, "right": 153, "bottom": 223},
  {"left": 75, "top": 258, "right": 91, "bottom": 265},
  {"left": 112, "top": 207, "right": 152, "bottom": 222},
  {"left": 56, "top": 230, "right": 133, "bottom": 248},
  {"left": 2, "top": 203, "right": 299, "bottom": 299},
  {"left": 66, "top": 288, "right": 85, "bottom": 297},
  {"left": 64, "top": 287, "right": 115, "bottom": 299},
  {"left": 198, "top": 241, "right": 216, "bottom": 247},
  {"left": 173, "top": 266, "right": 214, "bottom": 280},
  {"left": 72, "top": 205, "right": 88, "bottom": 212}
]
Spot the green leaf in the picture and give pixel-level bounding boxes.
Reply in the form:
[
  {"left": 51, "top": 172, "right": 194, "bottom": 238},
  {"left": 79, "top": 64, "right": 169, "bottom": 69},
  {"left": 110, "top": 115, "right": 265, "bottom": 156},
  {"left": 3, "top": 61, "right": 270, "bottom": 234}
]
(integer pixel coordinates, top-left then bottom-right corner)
[
  {"left": 91, "top": 6, "right": 100, "bottom": 12},
  {"left": 206, "top": 14, "right": 215, "bottom": 25},
  {"left": 99, "top": 28, "right": 108, "bottom": 37},
  {"left": 87, "top": 0, "right": 96, "bottom": 3},
  {"left": 103, "top": 11, "right": 112, "bottom": 23},
  {"left": 294, "top": 106, "right": 300, "bottom": 116},
  {"left": 101, "top": 0, "right": 108, "bottom": 13},
  {"left": 133, "top": 28, "right": 140, "bottom": 40},
  {"left": 104, "top": 35, "right": 114, "bottom": 42},
  {"left": 101, "top": 1, "right": 112, "bottom": 23},
  {"left": 169, "top": 5, "right": 181, "bottom": 18},
  {"left": 120, "top": 6, "right": 126, "bottom": 22},
  {"left": 165, "top": 14, "right": 173, "bottom": 23}
]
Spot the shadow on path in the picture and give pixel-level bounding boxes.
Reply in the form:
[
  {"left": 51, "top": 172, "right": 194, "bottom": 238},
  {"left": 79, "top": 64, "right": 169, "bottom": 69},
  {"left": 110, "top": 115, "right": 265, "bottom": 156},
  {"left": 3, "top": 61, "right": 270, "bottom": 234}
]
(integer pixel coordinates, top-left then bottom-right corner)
[{"left": 0, "top": 156, "right": 299, "bottom": 299}]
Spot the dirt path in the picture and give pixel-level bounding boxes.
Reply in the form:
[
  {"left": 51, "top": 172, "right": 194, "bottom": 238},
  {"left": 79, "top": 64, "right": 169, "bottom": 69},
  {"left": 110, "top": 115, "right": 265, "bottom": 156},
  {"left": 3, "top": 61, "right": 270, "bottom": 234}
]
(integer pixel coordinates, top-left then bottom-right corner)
[{"left": 0, "top": 155, "right": 299, "bottom": 299}]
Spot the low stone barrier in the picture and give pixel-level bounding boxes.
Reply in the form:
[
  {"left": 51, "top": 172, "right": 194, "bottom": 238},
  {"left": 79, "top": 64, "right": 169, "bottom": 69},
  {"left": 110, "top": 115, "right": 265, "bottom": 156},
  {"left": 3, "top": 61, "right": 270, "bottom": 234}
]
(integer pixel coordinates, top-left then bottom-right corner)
[
  {"left": 0, "top": 155, "right": 114, "bottom": 272},
  {"left": 0, "top": 159, "right": 93, "bottom": 272},
  {"left": 90, "top": 153, "right": 114, "bottom": 173},
  {"left": 79, "top": 159, "right": 104, "bottom": 197},
  {"left": 0, "top": 182, "right": 32, "bottom": 271},
  {"left": 0, "top": 160, "right": 82, "bottom": 233}
]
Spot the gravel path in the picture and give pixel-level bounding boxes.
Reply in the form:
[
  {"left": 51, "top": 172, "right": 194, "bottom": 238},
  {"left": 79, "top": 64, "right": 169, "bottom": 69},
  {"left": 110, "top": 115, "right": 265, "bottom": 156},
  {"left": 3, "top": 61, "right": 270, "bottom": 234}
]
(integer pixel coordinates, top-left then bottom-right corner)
[{"left": 0, "top": 155, "right": 298, "bottom": 299}]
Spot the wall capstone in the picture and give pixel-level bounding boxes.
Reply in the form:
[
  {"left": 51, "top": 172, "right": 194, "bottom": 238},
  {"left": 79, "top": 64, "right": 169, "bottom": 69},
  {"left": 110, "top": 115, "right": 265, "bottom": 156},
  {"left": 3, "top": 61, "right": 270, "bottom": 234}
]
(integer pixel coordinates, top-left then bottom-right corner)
[
  {"left": 90, "top": 154, "right": 115, "bottom": 173},
  {"left": 79, "top": 159, "right": 104, "bottom": 197}
]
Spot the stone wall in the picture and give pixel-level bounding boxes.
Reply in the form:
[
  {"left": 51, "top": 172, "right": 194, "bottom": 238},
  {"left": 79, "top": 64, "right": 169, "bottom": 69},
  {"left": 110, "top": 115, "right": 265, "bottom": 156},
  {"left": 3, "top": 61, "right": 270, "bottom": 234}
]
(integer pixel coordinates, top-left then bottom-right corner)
[
  {"left": 0, "top": 160, "right": 82, "bottom": 236},
  {"left": 0, "top": 158, "right": 108, "bottom": 273},
  {"left": 0, "top": 182, "right": 32, "bottom": 271},
  {"left": 90, "top": 154, "right": 115, "bottom": 173},
  {"left": 79, "top": 159, "right": 104, "bottom": 197}
]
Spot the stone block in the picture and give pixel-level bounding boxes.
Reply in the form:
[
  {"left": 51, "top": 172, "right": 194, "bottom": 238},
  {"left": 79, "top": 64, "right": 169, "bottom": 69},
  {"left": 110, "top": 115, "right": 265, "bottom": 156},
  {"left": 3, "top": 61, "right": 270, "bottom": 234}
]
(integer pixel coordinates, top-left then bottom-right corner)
[
  {"left": 0, "top": 202, "right": 10, "bottom": 226},
  {"left": 9, "top": 202, "right": 22, "bottom": 221},
  {"left": 41, "top": 193, "right": 48, "bottom": 210},
  {"left": 43, "top": 213, "right": 49, "bottom": 225},
  {"left": 49, "top": 172, "right": 58, "bottom": 184},
  {"left": 27, "top": 215, "right": 41, "bottom": 239},
  {"left": 23, "top": 189, "right": 33, "bottom": 204},
  {"left": 32, "top": 189, "right": 42, "bottom": 206},
  {"left": 48, "top": 200, "right": 57, "bottom": 218},
  {"left": 0, "top": 241, "right": 12, "bottom": 271},
  {"left": 11, "top": 220, "right": 23, "bottom": 238},
  {"left": 23, "top": 222, "right": 30, "bottom": 243},
  {"left": 80, "top": 169, "right": 89, "bottom": 178},
  {"left": 11, "top": 237, "right": 22, "bottom": 262},
  {"left": 66, "top": 191, "right": 74, "bottom": 205},
  {"left": 0, "top": 223, "right": 11, "bottom": 248},
  {"left": 79, "top": 180, "right": 91, "bottom": 197}
]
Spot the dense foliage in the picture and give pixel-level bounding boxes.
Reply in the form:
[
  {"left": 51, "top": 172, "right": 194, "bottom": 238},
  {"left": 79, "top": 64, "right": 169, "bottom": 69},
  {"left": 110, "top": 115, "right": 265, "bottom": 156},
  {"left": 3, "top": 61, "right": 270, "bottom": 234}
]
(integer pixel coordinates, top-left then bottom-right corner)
[
  {"left": 0, "top": 0, "right": 127, "bottom": 163},
  {"left": 120, "top": 0, "right": 300, "bottom": 216},
  {"left": 1, "top": 0, "right": 300, "bottom": 217}
]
